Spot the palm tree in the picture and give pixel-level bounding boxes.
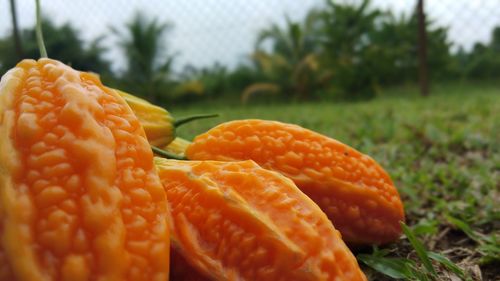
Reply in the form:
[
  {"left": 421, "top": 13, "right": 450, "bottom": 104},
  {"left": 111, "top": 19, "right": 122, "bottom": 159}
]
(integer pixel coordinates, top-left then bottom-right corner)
[
  {"left": 241, "top": 16, "right": 330, "bottom": 103},
  {"left": 113, "top": 12, "right": 175, "bottom": 102},
  {"left": 256, "top": 15, "right": 318, "bottom": 66},
  {"left": 311, "top": 0, "right": 384, "bottom": 99},
  {"left": 312, "top": 0, "right": 453, "bottom": 99}
]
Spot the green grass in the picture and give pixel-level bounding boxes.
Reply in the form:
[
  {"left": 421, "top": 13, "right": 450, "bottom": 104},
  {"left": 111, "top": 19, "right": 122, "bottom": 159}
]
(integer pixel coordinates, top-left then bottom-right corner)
[{"left": 171, "top": 82, "right": 499, "bottom": 280}]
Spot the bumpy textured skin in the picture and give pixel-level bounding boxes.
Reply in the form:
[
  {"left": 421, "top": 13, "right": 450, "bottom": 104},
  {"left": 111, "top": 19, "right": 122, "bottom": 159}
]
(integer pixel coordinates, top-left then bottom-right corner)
[
  {"left": 0, "top": 59, "right": 170, "bottom": 281},
  {"left": 186, "top": 119, "right": 405, "bottom": 245},
  {"left": 155, "top": 158, "right": 367, "bottom": 281},
  {"left": 116, "top": 90, "right": 175, "bottom": 147}
]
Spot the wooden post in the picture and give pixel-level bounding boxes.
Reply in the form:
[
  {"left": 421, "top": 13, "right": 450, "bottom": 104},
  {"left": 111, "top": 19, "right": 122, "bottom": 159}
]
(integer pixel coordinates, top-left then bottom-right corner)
[
  {"left": 9, "top": 0, "right": 24, "bottom": 60},
  {"left": 417, "top": 0, "right": 429, "bottom": 96}
]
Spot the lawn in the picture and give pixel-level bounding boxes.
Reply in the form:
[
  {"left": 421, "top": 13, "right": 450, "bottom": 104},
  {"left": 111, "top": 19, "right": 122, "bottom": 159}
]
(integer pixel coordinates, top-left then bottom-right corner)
[{"left": 170, "top": 81, "right": 499, "bottom": 280}]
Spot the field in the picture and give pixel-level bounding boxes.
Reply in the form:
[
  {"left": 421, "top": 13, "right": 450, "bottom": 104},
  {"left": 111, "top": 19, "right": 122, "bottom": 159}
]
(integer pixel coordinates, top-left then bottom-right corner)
[{"left": 172, "top": 82, "right": 500, "bottom": 280}]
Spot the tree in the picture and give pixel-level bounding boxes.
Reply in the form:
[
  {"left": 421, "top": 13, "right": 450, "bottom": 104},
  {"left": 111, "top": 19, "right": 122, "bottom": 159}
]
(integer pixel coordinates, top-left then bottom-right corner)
[
  {"left": 178, "top": 63, "right": 229, "bottom": 100},
  {"left": 416, "top": 0, "right": 429, "bottom": 96},
  {"left": 310, "top": 0, "right": 453, "bottom": 99},
  {"left": 0, "top": 18, "right": 110, "bottom": 76},
  {"left": 370, "top": 11, "right": 452, "bottom": 83},
  {"left": 242, "top": 16, "right": 330, "bottom": 103},
  {"left": 112, "top": 12, "right": 175, "bottom": 102},
  {"left": 462, "top": 27, "right": 500, "bottom": 80},
  {"left": 310, "top": 0, "right": 384, "bottom": 99}
]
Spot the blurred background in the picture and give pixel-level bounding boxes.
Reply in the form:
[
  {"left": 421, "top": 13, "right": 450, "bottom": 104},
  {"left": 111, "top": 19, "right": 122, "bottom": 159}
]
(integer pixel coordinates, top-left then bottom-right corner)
[{"left": 1, "top": 0, "right": 499, "bottom": 105}]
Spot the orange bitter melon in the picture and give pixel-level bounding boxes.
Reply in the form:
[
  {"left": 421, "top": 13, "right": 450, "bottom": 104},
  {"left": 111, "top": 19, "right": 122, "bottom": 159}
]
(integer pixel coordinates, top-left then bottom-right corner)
[
  {"left": 185, "top": 119, "right": 405, "bottom": 245},
  {"left": 0, "top": 59, "right": 170, "bottom": 281},
  {"left": 155, "top": 158, "right": 367, "bottom": 281},
  {"left": 170, "top": 250, "right": 211, "bottom": 281}
]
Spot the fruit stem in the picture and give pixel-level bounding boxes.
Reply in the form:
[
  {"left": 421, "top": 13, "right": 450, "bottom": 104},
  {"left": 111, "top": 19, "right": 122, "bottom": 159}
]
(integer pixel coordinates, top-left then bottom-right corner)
[
  {"left": 152, "top": 146, "right": 186, "bottom": 160},
  {"left": 174, "top": 114, "right": 219, "bottom": 127},
  {"left": 35, "top": 0, "right": 47, "bottom": 58}
]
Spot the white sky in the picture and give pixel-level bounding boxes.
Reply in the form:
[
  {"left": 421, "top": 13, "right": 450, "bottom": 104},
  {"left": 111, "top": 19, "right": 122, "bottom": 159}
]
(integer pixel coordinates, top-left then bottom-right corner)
[{"left": 1, "top": 0, "right": 499, "bottom": 72}]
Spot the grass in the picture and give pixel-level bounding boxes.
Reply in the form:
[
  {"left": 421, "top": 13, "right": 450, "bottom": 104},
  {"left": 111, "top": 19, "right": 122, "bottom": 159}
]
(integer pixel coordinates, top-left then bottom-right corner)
[{"left": 170, "top": 81, "right": 499, "bottom": 280}]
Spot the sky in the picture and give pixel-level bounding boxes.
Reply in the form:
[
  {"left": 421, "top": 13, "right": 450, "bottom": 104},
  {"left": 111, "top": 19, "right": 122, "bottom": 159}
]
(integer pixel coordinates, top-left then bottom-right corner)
[{"left": 1, "top": 0, "right": 499, "bottom": 72}]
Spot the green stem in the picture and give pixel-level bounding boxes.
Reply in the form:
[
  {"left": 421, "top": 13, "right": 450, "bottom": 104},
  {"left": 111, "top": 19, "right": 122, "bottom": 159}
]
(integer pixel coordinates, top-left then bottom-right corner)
[
  {"left": 35, "top": 0, "right": 47, "bottom": 58},
  {"left": 152, "top": 146, "right": 186, "bottom": 160},
  {"left": 174, "top": 114, "right": 219, "bottom": 127}
]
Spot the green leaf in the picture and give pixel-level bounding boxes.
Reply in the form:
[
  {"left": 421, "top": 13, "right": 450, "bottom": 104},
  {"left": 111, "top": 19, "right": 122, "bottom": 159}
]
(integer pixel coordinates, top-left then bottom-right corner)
[
  {"left": 401, "top": 222, "right": 437, "bottom": 276},
  {"left": 412, "top": 219, "right": 438, "bottom": 236},
  {"left": 428, "top": 252, "right": 467, "bottom": 280},
  {"left": 445, "top": 215, "right": 481, "bottom": 242},
  {"left": 446, "top": 215, "right": 500, "bottom": 264},
  {"left": 477, "top": 235, "right": 500, "bottom": 264},
  {"left": 358, "top": 254, "right": 416, "bottom": 279}
]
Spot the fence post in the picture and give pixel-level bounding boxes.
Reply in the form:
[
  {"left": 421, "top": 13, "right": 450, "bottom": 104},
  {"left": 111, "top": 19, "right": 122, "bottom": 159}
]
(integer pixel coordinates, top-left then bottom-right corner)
[
  {"left": 9, "top": 0, "right": 24, "bottom": 60},
  {"left": 417, "top": 0, "right": 429, "bottom": 97}
]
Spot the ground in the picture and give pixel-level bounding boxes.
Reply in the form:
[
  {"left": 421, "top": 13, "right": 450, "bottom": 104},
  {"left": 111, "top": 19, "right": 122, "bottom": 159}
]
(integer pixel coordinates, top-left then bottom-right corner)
[{"left": 171, "top": 81, "right": 499, "bottom": 281}]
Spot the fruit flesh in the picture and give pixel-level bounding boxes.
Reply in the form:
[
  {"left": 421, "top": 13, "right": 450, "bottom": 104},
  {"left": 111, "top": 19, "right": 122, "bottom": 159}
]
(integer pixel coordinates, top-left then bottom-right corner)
[
  {"left": 170, "top": 249, "right": 211, "bottom": 281},
  {"left": 156, "top": 158, "right": 367, "bottom": 281},
  {"left": 0, "top": 59, "right": 170, "bottom": 281},
  {"left": 186, "top": 119, "right": 405, "bottom": 245}
]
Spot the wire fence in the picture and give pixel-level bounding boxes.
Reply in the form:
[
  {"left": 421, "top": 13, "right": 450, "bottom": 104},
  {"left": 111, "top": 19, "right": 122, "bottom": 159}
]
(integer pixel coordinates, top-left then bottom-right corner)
[{"left": 1, "top": 0, "right": 499, "bottom": 73}]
